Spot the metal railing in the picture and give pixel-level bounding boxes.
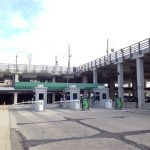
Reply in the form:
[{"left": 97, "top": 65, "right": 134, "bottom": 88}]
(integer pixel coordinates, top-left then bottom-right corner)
[
  {"left": 77, "top": 38, "right": 150, "bottom": 73},
  {"left": 0, "top": 38, "right": 149, "bottom": 75},
  {"left": 0, "top": 63, "right": 74, "bottom": 74}
]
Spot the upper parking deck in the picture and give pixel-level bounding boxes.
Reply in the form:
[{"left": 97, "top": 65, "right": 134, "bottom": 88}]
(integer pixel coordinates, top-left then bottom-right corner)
[
  {"left": 0, "top": 64, "right": 75, "bottom": 75},
  {"left": 76, "top": 38, "right": 150, "bottom": 74},
  {"left": 0, "top": 38, "right": 150, "bottom": 77}
]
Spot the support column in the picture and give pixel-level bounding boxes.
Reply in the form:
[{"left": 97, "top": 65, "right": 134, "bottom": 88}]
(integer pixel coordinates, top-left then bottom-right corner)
[
  {"left": 82, "top": 76, "right": 88, "bottom": 98},
  {"left": 52, "top": 76, "right": 55, "bottom": 103},
  {"left": 52, "top": 76, "right": 55, "bottom": 83},
  {"left": 108, "top": 81, "right": 115, "bottom": 100},
  {"left": 82, "top": 75, "right": 87, "bottom": 83},
  {"left": 15, "top": 74, "right": 19, "bottom": 82},
  {"left": 47, "top": 94, "right": 50, "bottom": 104},
  {"left": 14, "top": 92, "right": 18, "bottom": 104},
  {"left": 132, "top": 76, "right": 137, "bottom": 98},
  {"left": 52, "top": 93, "right": 55, "bottom": 103},
  {"left": 93, "top": 69, "right": 98, "bottom": 84},
  {"left": 136, "top": 58, "right": 145, "bottom": 109},
  {"left": 117, "top": 63, "right": 124, "bottom": 102}
]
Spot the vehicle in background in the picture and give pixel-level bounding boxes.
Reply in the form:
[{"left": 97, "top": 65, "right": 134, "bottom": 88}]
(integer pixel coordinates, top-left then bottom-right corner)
[
  {"left": 124, "top": 96, "right": 137, "bottom": 102},
  {"left": 145, "top": 95, "right": 150, "bottom": 103}
]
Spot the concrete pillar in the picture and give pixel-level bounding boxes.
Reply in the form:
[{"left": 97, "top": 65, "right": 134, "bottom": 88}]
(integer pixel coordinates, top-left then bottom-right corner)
[
  {"left": 108, "top": 81, "right": 115, "bottom": 100},
  {"left": 93, "top": 69, "right": 98, "bottom": 83},
  {"left": 52, "top": 76, "right": 56, "bottom": 83},
  {"left": 136, "top": 58, "right": 145, "bottom": 109},
  {"left": 117, "top": 63, "right": 124, "bottom": 102},
  {"left": 52, "top": 76, "right": 55, "bottom": 103},
  {"left": 52, "top": 93, "right": 55, "bottom": 103},
  {"left": 82, "top": 75, "right": 87, "bottom": 83},
  {"left": 14, "top": 92, "right": 18, "bottom": 104},
  {"left": 83, "top": 91, "right": 88, "bottom": 98},
  {"left": 132, "top": 76, "right": 137, "bottom": 98},
  {"left": 15, "top": 74, "right": 19, "bottom": 82},
  {"left": 82, "top": 76, "right": 88, "bottom": 98},
  {"left": 47, "top": 94, "right": 50, "bottom": 104}
]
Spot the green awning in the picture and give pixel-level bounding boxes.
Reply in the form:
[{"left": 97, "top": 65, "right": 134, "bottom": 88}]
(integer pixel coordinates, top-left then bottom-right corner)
[{"left": 14, "top": 82, "right": 101, "bottom": 90}]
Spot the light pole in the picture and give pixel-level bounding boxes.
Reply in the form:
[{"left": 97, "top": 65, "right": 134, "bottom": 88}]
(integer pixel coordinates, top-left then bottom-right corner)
[
  {"left": 27, "top": 53, "right": 32, "bottom": 70},
  {"left": 106, "top": 39, "right": 109, "bottom": 59},
  {"left": 67, "top": 45, "right": 72, "bottom": 87},
  {"left": 68, "top": 45, "right": 72, "bottom": 73},
  {"left": 55, "top": 55, "right": 58, "bottom": 73},
  {"left": 106, "top": 39, "right": 115, "bottom": 60},
  {"left": 16, "top": 55, "right": 17, "bottom": 72}
]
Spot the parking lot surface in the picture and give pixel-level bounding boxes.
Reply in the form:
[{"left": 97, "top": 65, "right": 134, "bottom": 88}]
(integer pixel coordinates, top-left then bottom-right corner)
[{"left": 9, "top": 105, "right": 150, "bottom": 150}]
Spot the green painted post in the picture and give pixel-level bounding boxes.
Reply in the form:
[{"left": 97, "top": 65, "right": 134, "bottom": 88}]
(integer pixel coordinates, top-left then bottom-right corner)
[
  {"left": 82, "top": 99, "right": 89, "bottom": 111},
  {"left": 115, "top": 97, "right": 122, "bottom": 109}
]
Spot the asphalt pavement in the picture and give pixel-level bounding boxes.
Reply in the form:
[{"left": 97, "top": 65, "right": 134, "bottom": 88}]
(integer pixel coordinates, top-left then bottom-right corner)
[{"left": 2, "top": 104, "right": 150, "bottom": 150}]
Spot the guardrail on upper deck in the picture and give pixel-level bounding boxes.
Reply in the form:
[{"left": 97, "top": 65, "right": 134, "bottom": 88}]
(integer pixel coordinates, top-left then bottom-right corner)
[
  {"left": 0, "top": 64, "right": 74, "bottom": 75},
  {"left": 77, "top": 38, "right": 150, "bottom": 73}
]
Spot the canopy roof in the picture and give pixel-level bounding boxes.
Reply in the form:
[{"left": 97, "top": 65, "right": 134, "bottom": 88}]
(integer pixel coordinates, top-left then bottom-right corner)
[{"left": 15, "top": 82, "right": 102, "bottom": 91}]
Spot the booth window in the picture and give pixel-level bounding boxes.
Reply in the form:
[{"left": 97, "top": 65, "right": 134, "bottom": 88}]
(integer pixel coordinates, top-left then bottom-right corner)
[
  {"left": 103, "top": 93, "right": 106, "bottom": 99},
  {"left": 73, "top": 93, "right": 77, "bottom": 99},
  {"left": 66, "top": 92, "right": 70, "bottom": 100},
  {"left": 94, "top": 92, "right": 100, "bottom": 101},
  {"left": 39, "top": 93, "right": 44, "bottom": 100}
]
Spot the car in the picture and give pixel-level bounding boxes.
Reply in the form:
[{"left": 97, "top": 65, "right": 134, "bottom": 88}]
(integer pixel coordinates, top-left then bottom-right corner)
[
  {"left": 145, "top": 97, "right": 150, "bottom": 103},
  {"left": 124, "top": 96, "right": 129, "bottom": 102},
  {"left": 129, "top": 96, "right": 137, "bottom": 102},
  {"left": 124, "top": 96, "right": 138, "bottom": 102}
]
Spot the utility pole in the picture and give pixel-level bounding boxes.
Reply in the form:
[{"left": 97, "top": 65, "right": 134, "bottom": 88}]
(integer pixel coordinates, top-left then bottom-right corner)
[
  {"left": 27, "top": 53, "right": 32, "bottom": 70},
  {"left": 55, "top": 55, "right": 58, "bottom": 73},
  {"left": 106, "top": 39, "right": 109, "bottom": 56},
  {"left": 16, "top": 55, "right": 17, "bottom": 72},
  {"left": 67, "top": 45, "right": 72, "bottom": 87},
  {"left": 68, "top": 45, "right": 71, "bottom": 73}
]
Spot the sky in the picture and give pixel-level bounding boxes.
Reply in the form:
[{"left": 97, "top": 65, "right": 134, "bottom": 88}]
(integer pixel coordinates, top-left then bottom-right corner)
[{"left": 0, "top": 0, "right": 150, "bottom": 67}]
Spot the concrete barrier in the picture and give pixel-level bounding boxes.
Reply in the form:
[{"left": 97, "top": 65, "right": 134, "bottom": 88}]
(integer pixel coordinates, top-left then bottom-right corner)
[{"left": 55, "top": 100, "right": 81, "bottom": 110}]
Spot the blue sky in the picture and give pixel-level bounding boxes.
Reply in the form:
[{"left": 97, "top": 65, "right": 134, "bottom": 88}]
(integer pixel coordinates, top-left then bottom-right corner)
[
  {"left": 0, "top": 0, "right": 150, "bottom": 66},
  {"left": 0, "top": 0, "right": 44, "bottom": 62},
  {"left": 0, "top": 0, "right": 42, "bottom": 37}
]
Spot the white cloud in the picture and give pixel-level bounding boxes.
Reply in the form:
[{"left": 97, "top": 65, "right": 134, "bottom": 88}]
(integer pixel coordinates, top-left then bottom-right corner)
[{"left": 11, "top": 14, "right": 29, "bottom": 29}]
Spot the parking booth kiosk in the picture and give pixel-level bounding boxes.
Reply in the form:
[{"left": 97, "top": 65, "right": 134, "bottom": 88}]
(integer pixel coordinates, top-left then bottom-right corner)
[
  {"left": 93, "top": 86, "right": 112, "bottom": 108},
  {"left": 64, "top": 85, "right": 80, "bottom": 109},
  {"left": 33, "top": 85, "right": 48, "bottom": 111}
]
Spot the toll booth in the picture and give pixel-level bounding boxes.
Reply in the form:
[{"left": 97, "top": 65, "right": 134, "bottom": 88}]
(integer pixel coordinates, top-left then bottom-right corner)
[
  {"left": 63, "top": 85, "right": 80, "bottom": 109},
  {"left": 64, "top": 85, "right": 80, "bottom": 100},
  {"left": 93, "top": 86, "right": 111, "bottom": 108},
  {"left": 34, "top": 84, "right": 48, "bottom": 110}
]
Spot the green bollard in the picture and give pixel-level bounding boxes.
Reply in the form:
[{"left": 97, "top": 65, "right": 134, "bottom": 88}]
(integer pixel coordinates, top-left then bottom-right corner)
[
  {"left": 115, "top": 97, "right": 122, "bottom": 109},
  {"left": 82, "top": 99, "right": 89, "bottom": 111}
]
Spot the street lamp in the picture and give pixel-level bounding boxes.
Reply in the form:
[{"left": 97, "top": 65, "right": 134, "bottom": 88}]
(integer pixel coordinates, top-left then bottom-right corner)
[
  {"left": 67, "top": 45, "right": 72, "bottom": 74},
  {"left": 67, "top": 45, "right": 72, "bottom": 87},
  {"left": 55, "top": 55, "right": 58, "bottom": 73},
  {"left": 16, "top": 55, "right": 17, "bottom": 72},
  {"left": 106, "top": 39, "right": 109, "bottom": 56}
]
